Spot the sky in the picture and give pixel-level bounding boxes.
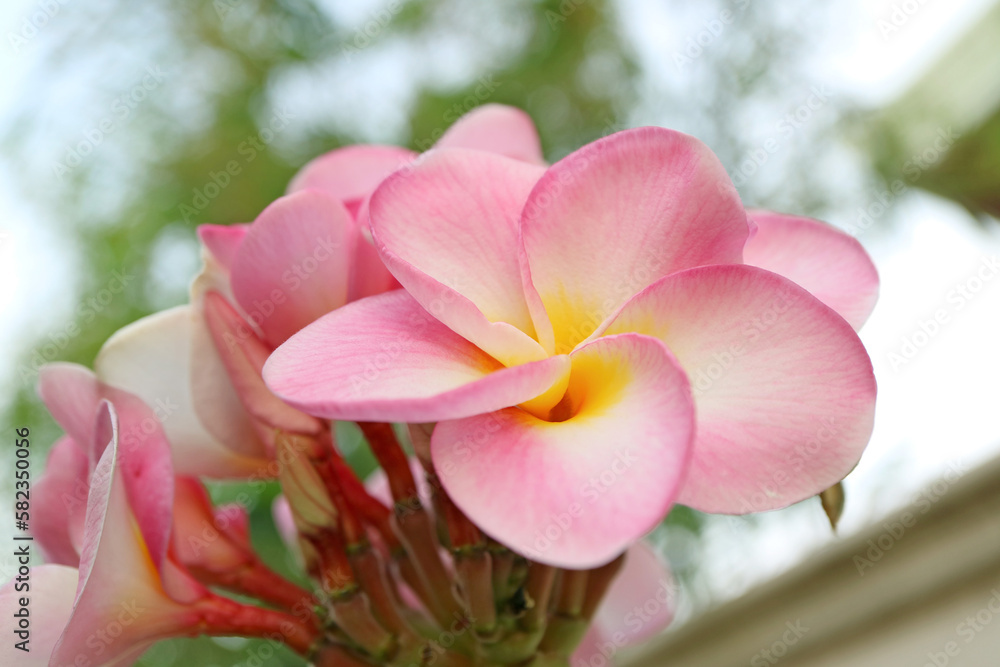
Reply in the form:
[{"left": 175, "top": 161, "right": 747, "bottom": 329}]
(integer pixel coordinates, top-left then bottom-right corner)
[{"left": 1, "top": 0, "right": 998, "bottom": 608}]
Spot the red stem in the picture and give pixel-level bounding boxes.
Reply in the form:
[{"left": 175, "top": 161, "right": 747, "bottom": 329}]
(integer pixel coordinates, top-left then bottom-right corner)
[
  {"left": 357, "top": 422, "right": 418, "bottom": 501},
  {"left": 188, "top": 562, "right": 317, "bottom": 620},
  {"left": 196, "top": 593, "right": 320, "bottom": 656}
]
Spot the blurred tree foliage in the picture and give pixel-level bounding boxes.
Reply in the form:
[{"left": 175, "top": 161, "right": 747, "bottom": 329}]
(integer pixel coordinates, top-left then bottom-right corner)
[{"left": 2, "top": 0, "right": 851, "bottom": 662}]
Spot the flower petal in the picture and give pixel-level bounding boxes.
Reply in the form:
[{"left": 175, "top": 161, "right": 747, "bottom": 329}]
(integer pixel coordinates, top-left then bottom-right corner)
[
  {"left": 433, "top": 104, "right": 545, "bottom": 164},
  {"left": 91, "top": 397, "right": 175, "bottom": 572},
  {"left": 37, "top": 363, "right": 101, "bottom": 450},
  {"left": 173, "top": 477, "right": 249, "bottom": 571},
  {"left": 0, "top": 564, "right": 79, "bottom": 666},
  {"left": 197, "top": 223, "right": 248, "bottom": 273},
  {"left": 33, "top": 436, "right": 89, "bottom": 565},
  {"left": 271, "top": 495, "right": 300, "bottom": 560},
  {"left": 743, "top": 210, "right": 879, "bottom": 330},
  {"left": 264, "top": 289, "right": 571, "bottom": 422},
  {"left": 95, "top": 306, "right": 270, "bottom": 478},
  {"left": 521, "top": 127, "right": 749, "bottom": 352},
  {"left": 348, "top": 232, "right": 399, "bottom": 302},
  {"left": 202, "top": 291, "right": 324, "bottom": 437},
  {"left": 37, "top": 367, "right": 174, "bottom": 567},
  {"left": 53, "top": 404, "right": 195, "bottom": 667},
  {"left": 601, "top": 264, "right": 877, "bottom": 513},
  {"left": 287, "top": 144, "right": 417, "bottom": 208},
  {"left": 431, "top": 333, "right": 694, "bottom": 568},
  {"left": 230, "top": 189, "right": 355, "bottom": 347},
  {"left": 187, "top": 229, "right": 276, "bottom": 454},
  {"left": 370, "top": 149, "right": 547, "bottom": 366},
  {"left": 591, "top": 542, "right": 675, "bottom": 644}
]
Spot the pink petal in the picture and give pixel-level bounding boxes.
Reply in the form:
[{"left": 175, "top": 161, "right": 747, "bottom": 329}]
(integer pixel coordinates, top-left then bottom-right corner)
[
  {"left": 348, "top": 232, "right": 399, "bottom": 302},
  {"left": 188, "top": 232, "right": 273, "bottom": 455},
  {"left": 53, "top": 404, "right": 196, "bottom": 666},
  {"left": 434, "top": 104, "right": 545, "bottom": 164},
  {"left": 33, "top": 436, "right": 89, "bottom": 565},
  {"left": 197, "top": 223, "right": 249, "bottom": 272},
  {"left": 271, "top": 495, "right": 300, "bottom": 559},
  {"left": 591, "top": 542, "right": 675, "bottom": 645},
  {"left": 189, "top": 310, "right": 269, "bottom": 459},
  {"left": 231, "top": 189, "right": 355, "bottom": 347},
  {"left": 370, "top": 149, "right": 547, "bottom": 365},
  {"left": 38, "top": 367, "right": 175, "bottom": 567},
  {"left": 744, "top": 210, "right": 879, "bottom": 330},
  {"left": 431, "top": 333, "right": 695, "bottom": 568},
  {"left": 173, "top": 477, "right": 249, "bottom": 571},
  {"left": 601, "top": 264, "right": 877, "bottom": 513},
  {"left": 572, "top": 543, "right": 676, "bottom": 665},
  {"left": 92, "top": 398, "right": 175, "bottom": 571},
  {"left": 214, "top": 502, "right": 252, "bottom": 548},
  {"left": 264, "top": 289, "right": 571, "bottom": 422},
  {"left": 0, "top": 564, "right": 79, "bottom": 666},
  {"left": 37, "top": 363, "right": 101, "bottom": 449},
  {"left": 521, "top": 127, "right": 749, "bottom": 352},
  {"left": 96, "top": 306, "right": 271, "bottom": 478},
  {"left": 202, "top": 291, "right": 324, "bottom": 436},
  {"left": 287, "top": 144, "right": 417, "bottom": 207}
]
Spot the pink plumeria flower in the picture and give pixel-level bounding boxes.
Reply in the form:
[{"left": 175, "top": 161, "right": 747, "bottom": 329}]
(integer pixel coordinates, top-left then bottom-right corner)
[
  {"left": 264, "top": 127, "right": 878, "bottom": 568},
  {"left": 91, "top": 104, "right": 545, "bottom": 479},
  {"left": 30, "top": 363, "right": 271, "bottom": 580},
  {"left": 32, "top": 363, "right": 175, "bottom": 569},
  {"left": 33, "top": 363, "right": 312, "bottom": 610},
  {"left": 2, "top": 366, "right": 318, "bottom": 666}
]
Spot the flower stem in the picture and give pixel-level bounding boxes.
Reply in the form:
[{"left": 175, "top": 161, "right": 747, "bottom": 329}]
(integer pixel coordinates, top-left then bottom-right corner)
[
  {"left": 580, "top": 553, "right": 625, "bottom": 621},
  {"left": 321, "top": 456, "right": 418, "bottom": 644},
  {"left": 312, "top": 531, "right": 397, "bottom": 659},
  {"left": 312, "top": 642, "right": 380, "bottom": 666},
  {"left": 357, "top": 422, "right": 419, "bottom": 500},
  {"left": 188, "top": 561, "right": 317, "bottom": 618},
  {"left": 357, "top": 422, "right": 464, "bottom": 628},
  {"left": 441, "top": 489, "right": 497, "bottom": 638},
  {"left": 490, "top": 543, "right": 516, "bottom": 605},
  {"left": 195, "top": 593, "right": 321, "bottom": 656}
]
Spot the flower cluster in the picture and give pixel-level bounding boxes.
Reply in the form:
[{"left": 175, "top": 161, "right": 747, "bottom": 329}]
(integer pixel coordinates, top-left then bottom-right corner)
[{"left": 2, "top": 105, "right": 877, "bottom": 666}]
